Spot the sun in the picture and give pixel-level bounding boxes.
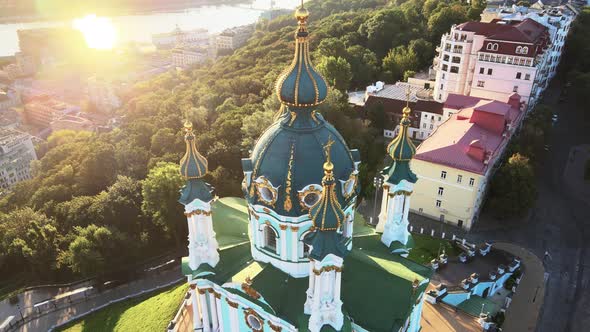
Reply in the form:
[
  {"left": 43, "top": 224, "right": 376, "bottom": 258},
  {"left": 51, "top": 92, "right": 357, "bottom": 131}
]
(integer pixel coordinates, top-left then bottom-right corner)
[{"left": 73, "top": 14, "right": 118, "bottom": 50}]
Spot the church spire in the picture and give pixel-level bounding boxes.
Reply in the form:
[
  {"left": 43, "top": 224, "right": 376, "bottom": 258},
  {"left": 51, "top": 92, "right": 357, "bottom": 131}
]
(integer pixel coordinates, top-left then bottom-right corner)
[
  {"left": 179, "top": 121, "right": 208, "bottom": 179},
  {"left": 387, "top": 86, "right": 417, "bottom": 162},
  {"left": 275, "top": 1, "right": 328, "bottom": 108}
]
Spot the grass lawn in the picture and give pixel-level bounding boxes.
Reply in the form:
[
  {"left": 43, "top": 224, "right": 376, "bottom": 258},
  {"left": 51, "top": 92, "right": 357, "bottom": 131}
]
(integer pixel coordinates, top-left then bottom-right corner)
[
  {"left": 59, "top": 283, "right": 187, "bottom": 332},
  {"left": 407, "top": 234, "right": 459, "bottom": 265}
]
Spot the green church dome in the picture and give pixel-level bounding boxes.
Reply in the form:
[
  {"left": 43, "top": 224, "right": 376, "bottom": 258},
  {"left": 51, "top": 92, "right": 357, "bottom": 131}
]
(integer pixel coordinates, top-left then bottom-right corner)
[
  {"left": 178, "top": 122, "right": 214, "bottom": 204},
  {"left": 243, "top": 7, "right": 359, "bottom": 216},
  {"left": 383, "top": 105, "right": 417, "bottom": 185},
  {"left": 275, "top": 6, "right": 328, "bottom": 108}
]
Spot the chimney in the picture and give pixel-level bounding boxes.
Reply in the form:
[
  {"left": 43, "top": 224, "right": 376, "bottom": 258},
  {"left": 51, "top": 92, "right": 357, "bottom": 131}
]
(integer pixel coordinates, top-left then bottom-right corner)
[{"left": 508, "top": 93, "right": 521, "bottom": 110}]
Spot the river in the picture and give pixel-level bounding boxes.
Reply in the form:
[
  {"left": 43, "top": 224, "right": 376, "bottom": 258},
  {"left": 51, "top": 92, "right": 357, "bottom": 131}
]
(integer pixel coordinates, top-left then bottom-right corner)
[{"left": 0, "top": 0, "right": 300, "bottom": 56}]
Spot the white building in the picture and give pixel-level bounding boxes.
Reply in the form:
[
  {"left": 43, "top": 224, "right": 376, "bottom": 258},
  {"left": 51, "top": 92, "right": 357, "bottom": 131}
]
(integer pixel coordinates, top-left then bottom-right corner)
[
  {"left": 215, "top": 25, "right": 253, "bottom": 50},
  {"left": 87, "top": 76, "right": 122, "bottom": 113},
  {"left": 0, "top": 128, "right": 36, "bottom": 191},
  {"left": 171, "top": 48, "right": 209, "bottom": 68},
  {"left": 481, "top": 4, "right": 576, "bottom": 86},
  {"left": 432, "top": 19, "right": 551, "bottom": 110},
  {"left": 152, "top": 26, "right": 210, "bottom": 49}
]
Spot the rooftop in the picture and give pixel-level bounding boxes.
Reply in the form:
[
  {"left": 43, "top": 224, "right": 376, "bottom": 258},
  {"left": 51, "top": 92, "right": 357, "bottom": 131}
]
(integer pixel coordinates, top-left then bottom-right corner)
[
  {"left": 414, "top": 94, "right": 524, "bottom": 174},
  {"left": 456, "top": 18, "right": 548, "bottom": 43}
]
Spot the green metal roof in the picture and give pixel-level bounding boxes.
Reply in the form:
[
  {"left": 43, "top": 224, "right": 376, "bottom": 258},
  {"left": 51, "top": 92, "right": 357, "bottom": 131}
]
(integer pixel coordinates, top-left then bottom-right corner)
[
  {"left": 382, "top": 160, "right": 417, "bottom": 185},
  {"left": 179, "top": 179, "right": 214, "bottom": 205},
  {"left": 275, "top": 7, "right": 327, "bottom": 108},
  {"left": 179, "top": 123, "right": 208, "bottom": 179}
]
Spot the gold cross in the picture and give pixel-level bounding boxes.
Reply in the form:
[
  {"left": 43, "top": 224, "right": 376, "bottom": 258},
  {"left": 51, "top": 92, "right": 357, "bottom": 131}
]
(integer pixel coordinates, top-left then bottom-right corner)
[{"left": 324, "top": 135, "right": 335, "bottom": 162}]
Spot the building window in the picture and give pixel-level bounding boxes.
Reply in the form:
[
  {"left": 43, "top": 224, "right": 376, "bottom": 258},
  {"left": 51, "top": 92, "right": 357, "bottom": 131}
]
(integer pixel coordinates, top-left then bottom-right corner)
[
  {"left": 450, "top": 66, "right": 459, "bottom": 73},
  {"left": 438, "top": 187, "right": 444, "bottom": 196},
  {"left": 487, "top": 68, "right": 493, "bottom": 75},
  {"left": 516, "top": 46, "right": 523, "bottom": 54},
  {"left": 430, "top": 124, "right": 433, "bottom": 129},
  {"left": 516, "top": 72, "right": 522, "bottom": 79},
  {"left": 436, "top": 200, "right": 442, "bottom": 208},
  {"left": 525, "top": 73, "right": 530, "bottom": 80},
  {"left": 443, "top": 54, "right": 450, "bottom": 61},
  {"left": 513, "top": 85, "right": 518, "bottom": 92},
  {"left": 522, "top": 46, "right": 528, "bottom": 54},
  {"left": 423, "top": 123, "right": 426, "bottom": 128},
  {"left": 438, "top": 116, "right": 441, "bottom": 121},
  {"left": 479, "top": 67, "right": 484, "bottom": 74},
  {"left": 441, "top": 171, "right": 447, "bottom": 179},
  {"left": 452, "top": 56, "right": 461, "bottom": 64},
  {"left": 477, "top": 80, "right": 485, "bottom": 88},
  {"left": 440, "top": 84, "right": 444, "bottom": 90},
  {"left": 263, "top": 225, "right": 277, "bottom": 252},
  {"left": 469, "top": 178, "right": 475, "bottom": 186},
  {"left": 457, "top": 175, "right": 462, "bottom": 183},
  {"left": 442, "top": 64, "right": 448, "bottom": 71}
]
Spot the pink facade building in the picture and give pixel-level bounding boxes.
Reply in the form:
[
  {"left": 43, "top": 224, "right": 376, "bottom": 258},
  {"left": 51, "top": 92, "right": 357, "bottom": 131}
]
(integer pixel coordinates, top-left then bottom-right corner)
[{"left": 433, "top": 19, "right": 551, "bottom": 110}]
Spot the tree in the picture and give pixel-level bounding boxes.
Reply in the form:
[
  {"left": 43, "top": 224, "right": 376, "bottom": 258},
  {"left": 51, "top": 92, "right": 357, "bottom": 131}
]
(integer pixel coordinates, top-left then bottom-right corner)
[
  {"left": 382, "top": 46, "right": 419, "bottom": 82},
  {"left": 428, "top": 7, "right": 467, "bottom": 41},
  {"left": 358, "top": 8, "right": 408, "bottom": 58},
  {"left": 317, "top": 56, "right": 353, "bottom": 91},
  {"left": 346, "top": 45, "right": 379, "bottom": 87},
  {"left": 141, "top": 162, "right": 185, "bottom": 247},
  {"left": 486, "top": 153, "right": 537, "bottom": 219},
  {"left": 76, "top": 142, "right": 117, "bottom": 195},
  {"left": 0, "top": 208, "right": 60, "bottom": 276},
  {"left": 408, "top": 38, "right": 434, "bottom": 69},
  {"left": 315, "top": 37, "right": 348, "bottom": 59},
  {"left": 57, "top": 224, "right": 127, "bottom": 276},
  {"left": 241, "top": 109, "right": 274, "bottom": 152}
]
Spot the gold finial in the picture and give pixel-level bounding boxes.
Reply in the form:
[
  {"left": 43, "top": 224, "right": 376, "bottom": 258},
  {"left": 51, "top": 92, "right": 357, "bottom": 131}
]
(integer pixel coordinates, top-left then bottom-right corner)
[
  {"left": 184, "top": 120, "right": 193, "bottom": 132},
  {"left": 402, "top": 85, "right": 411, "bottom": 119},
  {"left": 323, "top": 136, "right": 335, "bottom": 173},
  {"left": 295, "top": 0, "right": 309, "bottom": 24}
]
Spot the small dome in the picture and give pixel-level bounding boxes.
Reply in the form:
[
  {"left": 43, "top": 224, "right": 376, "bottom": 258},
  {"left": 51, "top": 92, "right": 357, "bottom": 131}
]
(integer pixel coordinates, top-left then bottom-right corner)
[
  {"left": 275, "top": 5, "right": 328, "bottom": 107},
  {"left": 387, "top": 124, "right": 416, "bottom": 161},
  {"left": 179, "top": 122, "right": 208, "bottom": 179}
]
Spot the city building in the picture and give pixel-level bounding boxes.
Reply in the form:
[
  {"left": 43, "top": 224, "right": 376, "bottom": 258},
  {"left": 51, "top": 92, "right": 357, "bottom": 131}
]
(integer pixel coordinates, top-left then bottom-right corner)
[
  {"left": 215, "top": 25, "right": 254, "bottom": 50},
  {"left": 50, "top": 114, "right": 94, "bottom": 132},
  {"left": 0, "top": 88, "right": 20, "bottom": 111},
  {"left": 410, "top": 93, "right": 525, "bottom": 230},
  {"left": 171, "top": 47, "right": 208, "bottom": 68},
  {"left": 481, "top": 4, "right": 576, "bottom": 86},
  {"left": 87, "top": 76, "right": 122, "bottom": 113},
  {"left": 0, "top": 128, "right": 36, "bottom": 191},
  {"left": 171, "top": 6, "right": 432, "bottom": 332},
  {"left": 352, "top": 81, "right": 446, "bottom": 140},
  {"left": 152, "top": 26, "right": 209, "bottom": 49},
  {"left": 0, "top": 109, "right": 21, "bottom": 130},
  {"left": 23, "top": 95, "right": 80, "bottom": 128},
  {"left": 432, "top": 18, "right": 551, "bottom": 110}
]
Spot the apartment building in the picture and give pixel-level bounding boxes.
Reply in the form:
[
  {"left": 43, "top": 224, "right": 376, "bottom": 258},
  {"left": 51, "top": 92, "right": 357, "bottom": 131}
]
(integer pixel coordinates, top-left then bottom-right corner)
[
  {"left": 0, "top": 128, "right": 36, "bottom": 190},
  {"left": 432, "top": 19, "right": 551, "bottom": 110},
  {"left": 410, "top": 93, "right": 525, "bottom": 230},
  {"left": 23, "top": 95, "right": 80, "bottom": 128}
]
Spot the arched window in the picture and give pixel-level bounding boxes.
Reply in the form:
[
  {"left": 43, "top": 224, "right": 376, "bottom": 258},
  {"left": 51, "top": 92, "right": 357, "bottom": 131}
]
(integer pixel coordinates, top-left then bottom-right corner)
[
  {"left": 263, "top": 225, "right": 277, "bottom": 252},
  {"left": 486, "top": 43, "right": 493, "bottom": 51},
  {"left": 516, "top": 46, "right": 522, "bottom": 54},
  {"left": 521, "top": 46, "right": 529, "bottom": 54},
  {"left": 299, "top": 232, "right": 313, "bottom": 258},
  {"left": 492, "top": 43, "right": 499, "bottom": 51}
]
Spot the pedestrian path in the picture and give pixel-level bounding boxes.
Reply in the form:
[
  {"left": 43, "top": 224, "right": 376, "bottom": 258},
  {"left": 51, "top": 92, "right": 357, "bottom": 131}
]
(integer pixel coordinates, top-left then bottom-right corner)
[{"left": 492, "top": 243, "right": 545, "bottom": 332}]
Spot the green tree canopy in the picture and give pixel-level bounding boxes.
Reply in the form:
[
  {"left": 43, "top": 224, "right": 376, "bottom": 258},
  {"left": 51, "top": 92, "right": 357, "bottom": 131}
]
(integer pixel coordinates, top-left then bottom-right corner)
[{"left": 317, "top": 56, "right": 353, "bottom": 91}]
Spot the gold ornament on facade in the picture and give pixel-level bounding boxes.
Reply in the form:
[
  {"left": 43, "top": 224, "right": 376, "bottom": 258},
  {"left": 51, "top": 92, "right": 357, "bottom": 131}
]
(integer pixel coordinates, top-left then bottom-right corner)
[
  {"left": 268, "top": 321, "right": 283, "bottom": 332},
  {"left": 284, "top": 144, "right": 295, "bottom": 212},
  {"left": 226, "top": 298, "right": 239, "bottom": 308},
  {"left": 241, "top": 277, "right": 261, "bottom": 300}
]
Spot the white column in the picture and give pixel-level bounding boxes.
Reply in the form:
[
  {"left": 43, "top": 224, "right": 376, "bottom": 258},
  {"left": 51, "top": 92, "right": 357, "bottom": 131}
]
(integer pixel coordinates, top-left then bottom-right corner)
[
  {"left": 376, "top": 185, "right": 390, "bottom": 232},
  {"left": 280, "top": 225, "right": 288, "bottom": 260},
  {"left": 192, "top": 286, "right": 203, "bottom": 330},
  {"left": 335, "top": 269, "right": 342, "bottom": 297},
  {"left": 403, "top": 195, "right": 411, "bottom": 223},
  {"left": 208, "top": 292, "right": 218, "bottom": 331},
  {"left": 215, "top": 293, "right": 223, "bottom": 332},
  {"left": 291, "top": 227, "right": 299, "bottom": 262},
  {"left": 199, "top": 290, "right": 211, "bottom": 332},
  {"left": 229, "top": 301, "right": 239, "bottom": 331}
]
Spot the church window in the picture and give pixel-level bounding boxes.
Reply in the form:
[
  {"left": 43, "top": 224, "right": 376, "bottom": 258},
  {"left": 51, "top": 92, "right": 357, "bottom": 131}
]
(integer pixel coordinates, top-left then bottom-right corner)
[
  {"left": 246, "top": 313, "right": 263, "bottom": 331},
  {"left": 298, "top": 184, "right": 323, "bottom": 209},
  {"left": 342, "top": 174, "right": 357, "bottom": 199},
  {"left": 304, "top": 192, "right": 320, "bottom": 207},
  {"left": 255, "top": 176, "right": 278, "bottom": 206},
  {"left": 263, "top": 225, "right": 277, "bottom": 252}
]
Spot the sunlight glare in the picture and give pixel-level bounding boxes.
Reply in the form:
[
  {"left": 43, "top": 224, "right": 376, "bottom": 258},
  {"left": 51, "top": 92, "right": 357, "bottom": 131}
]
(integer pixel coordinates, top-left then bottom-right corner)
[{"left": 73, "top": 14, "right": 118, "bottom": 50}]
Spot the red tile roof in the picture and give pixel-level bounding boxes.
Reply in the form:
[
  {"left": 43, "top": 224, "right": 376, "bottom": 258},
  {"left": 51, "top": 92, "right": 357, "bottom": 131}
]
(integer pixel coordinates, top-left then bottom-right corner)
[{"left": 414, "top": 94, "right": 524, "bottom": 174}]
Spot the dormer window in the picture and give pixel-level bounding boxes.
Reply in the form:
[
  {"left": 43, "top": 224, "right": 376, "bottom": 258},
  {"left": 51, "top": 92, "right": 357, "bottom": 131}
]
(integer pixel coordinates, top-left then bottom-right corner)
[
  {"left": 298, "top": 184, "right": 323, "bottom": 210},
  {"left": 516, "top": 46, "right": 523, "bottom": 54},
  {"left": 521, "top": 46, "right": 528, "bottom": 54},
  {"left": 255, "top": 176, "right": 278, "bottom": 207},
  {"left": 486, "top": 43, "right": 499, "bottom": 51}
]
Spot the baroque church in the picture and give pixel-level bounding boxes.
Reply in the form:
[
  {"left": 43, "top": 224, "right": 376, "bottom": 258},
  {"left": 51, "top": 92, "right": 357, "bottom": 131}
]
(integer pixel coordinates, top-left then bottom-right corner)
[{"left": 175, "top": 4, "right": 432, "bottom": 331}]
